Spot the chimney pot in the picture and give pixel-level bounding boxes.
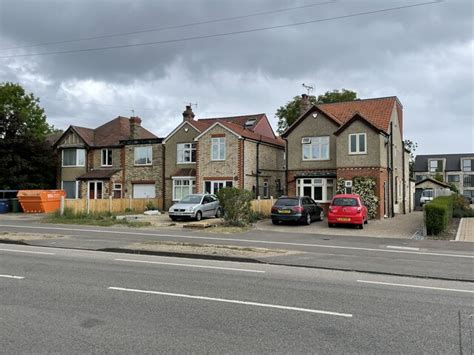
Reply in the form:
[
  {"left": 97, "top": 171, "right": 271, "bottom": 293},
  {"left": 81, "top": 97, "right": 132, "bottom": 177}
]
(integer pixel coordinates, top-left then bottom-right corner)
[{"left": 182, "top": 105, "right": 195, "bottom": 121}]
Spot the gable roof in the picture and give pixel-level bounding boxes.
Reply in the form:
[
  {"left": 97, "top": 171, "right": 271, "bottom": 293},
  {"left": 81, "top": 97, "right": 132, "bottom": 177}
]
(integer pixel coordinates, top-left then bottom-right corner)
[
  {"left": 282, "top": 96, "right": 401, "bottom": 138},
  {"left": 414, "top": 153, "right": 474, "bottom": 172},
  {"left": 415, "top": 177, "right": 451, "bottom": 188},
  {"left": 55, "top": 116, "right": 158, "bottom": 147},
  {"left": 334, "top": 112, "right": 388, "bottom": 136}
]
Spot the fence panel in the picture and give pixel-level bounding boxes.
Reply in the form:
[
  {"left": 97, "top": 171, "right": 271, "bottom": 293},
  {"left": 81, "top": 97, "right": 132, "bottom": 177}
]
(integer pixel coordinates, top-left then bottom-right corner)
[
  {"left": 63, "top": 198, "right": 163, "bottom": 214},
  {"left": 251, "top": 198, "right": 274, "bottom": 217}
]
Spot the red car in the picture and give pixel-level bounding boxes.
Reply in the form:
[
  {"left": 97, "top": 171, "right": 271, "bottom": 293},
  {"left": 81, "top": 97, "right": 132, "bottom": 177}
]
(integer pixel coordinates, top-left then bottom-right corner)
[{"left": 327, "top": 194, "right": 368, "bottom": 229}]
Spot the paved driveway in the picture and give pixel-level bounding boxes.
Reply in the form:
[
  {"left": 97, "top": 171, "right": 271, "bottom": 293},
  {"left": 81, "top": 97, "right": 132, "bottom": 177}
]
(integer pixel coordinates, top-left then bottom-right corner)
[{"left": 257, "top": 211, "right": 424, "bottom": 239}]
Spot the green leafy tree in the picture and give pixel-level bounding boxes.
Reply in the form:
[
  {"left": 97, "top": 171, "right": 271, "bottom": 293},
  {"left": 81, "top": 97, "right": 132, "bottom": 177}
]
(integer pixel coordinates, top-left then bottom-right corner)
[
  {"left": 403, "top": 139, "right": 418, "bottom": 176},
  {"left": 0, "top": 82, "right": 57, "bottom": 189},
  {"left": 433, "top": 172, "right": 444, "bottom": 183},
  {"left": 276, "top": 89, "right": 357, "bottom": 134},
  {"left": 216, "top": 187, "right": 256, "bottom": 226}
]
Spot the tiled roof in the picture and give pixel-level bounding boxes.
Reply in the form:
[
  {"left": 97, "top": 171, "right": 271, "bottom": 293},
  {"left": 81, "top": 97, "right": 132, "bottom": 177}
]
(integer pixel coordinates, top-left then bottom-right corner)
[
  {"left": 217, "top": 120, "right": 284, "bottom": 146},
  {"left": 317, "top": 96, "right": 398, "bottom": 133},
  {"left": 69, "top": 117, "right": 157, "bottom": 147},
  {"left": 77, "top": 169, "right": 121, "bottom": 180}
]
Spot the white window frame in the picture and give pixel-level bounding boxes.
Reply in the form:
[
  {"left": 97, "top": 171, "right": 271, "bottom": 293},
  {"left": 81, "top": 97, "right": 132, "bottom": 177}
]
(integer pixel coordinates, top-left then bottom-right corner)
[
  {"left": 462, "top": 158, "right": 473, "bottom": 172},
  {"left": 87, "top": 181, "right": 103, "bottom": 200},
  {"left": 113, "top": 183, "right": 122, "bottom": 198},
  {"left": 302, "top": 136, "right": 329, "bottom": 161},
  {"left": 101, "top": 149, "right": 113, "bottom": 167},
  {"left": 203, "top": 180, "right": 232, "bottom": 194},
  {"left": 348, "top": 133, "right": 367, "bottom": 155},
  {"left": 296, "top": 178, "right": 334, "bottom": 203},
  {"left": 172, "top": 177, "right": 196, "bottom": 201},
  {"left": 62, "top": 149, "right": 86, "bottom": 167},
  {"left": 61, "top": 180, "right": 80, "bottom": 199},
  {"left": 211, "top": 137, "right": 226, "bottom": 161},
  {"left": 134, "top": 146, "right": 152, "bottom": 166},
  {"left": 428, "top": 159, "right": 444, "bottom": 173},
  {"left": 177, "top": 143, "right": 196, "bottom": 164}
]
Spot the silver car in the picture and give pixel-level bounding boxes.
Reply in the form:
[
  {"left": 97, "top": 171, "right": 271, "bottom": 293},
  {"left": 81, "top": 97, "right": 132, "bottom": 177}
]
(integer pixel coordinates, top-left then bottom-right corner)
[{"left": 168, "top": 194, "right": 222, "bottom": 221}]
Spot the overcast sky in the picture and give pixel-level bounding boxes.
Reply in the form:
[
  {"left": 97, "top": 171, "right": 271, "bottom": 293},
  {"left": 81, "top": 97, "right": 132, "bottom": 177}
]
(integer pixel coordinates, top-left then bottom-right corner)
[{"left": 0, "top": 0, "right": 472, "bottom": 154}]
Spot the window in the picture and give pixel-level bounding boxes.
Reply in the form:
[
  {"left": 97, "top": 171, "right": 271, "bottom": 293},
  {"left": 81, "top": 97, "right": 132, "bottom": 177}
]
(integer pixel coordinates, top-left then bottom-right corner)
[
  {"left": 62, "top": 149, "right": 85, "bottom": 167},
  {"left": 134, "top": 146, "right": 152, "bottom": 165},
  {"left": 113, "top": 183, "right": 122, "bottom": 199},
  {"left": 447, "top": 175, "right": 460, "bottom": 183},
  {"left": 211, "top": 137, "right": 225, "bottom": 161},
  {"left": 463, "top": 159, "right": 473, "bottom": 172},
  {"left": 464, "top": 175, "right": 474, "bottom": 188},
  {"left": 348, "top": 133, "right": 366, "bottom": 154},
  {"left": 204, "top": 180, "right": 232, "bottom": 194},
  {"left": 88, "top": 181, "right": 103, "bottom": 199},
  {"left": 101, "top": 149, "right": 112, "bottom": 166},
  {"left": 62, "top": 181, "right": 79, "bottom": 199},
  {"left": 302, "top": 136, "right": 329, "bottom": 160},
  {"left": 173, "top": 178, "right": 195, "bottom": 201},
  {"left": 296, "top": 178, "right": 334, "bottom": 202},
  {"left": 429, "top": 159, "right": 443, "bottom": 173},
  {"left": 177, "top": 143, "right": 196, "bottom": 163}
]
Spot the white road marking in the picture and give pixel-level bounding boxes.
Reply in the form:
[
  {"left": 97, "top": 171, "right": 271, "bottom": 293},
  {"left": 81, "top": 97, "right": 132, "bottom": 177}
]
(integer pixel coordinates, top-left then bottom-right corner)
[
  {"left": 114, "top": 258, "right": 265, "bottom": 273},
  {"left": 0, "top": 274, "right": 24, "bottom": 279},
  {"left": 357, "top": 280, "right": 474, "bottom": 294},
  {"left": 0, "top": 248, "right": 55, "bottom": 255},
  {"left": 108, "top": 286, "right": 353, "bottom": 318},
  {"left": 386, "top": 245, "right": 420, "bottom": 251},
  {"left": 1, "top": 224, "right": 473, "bottom": 259}
]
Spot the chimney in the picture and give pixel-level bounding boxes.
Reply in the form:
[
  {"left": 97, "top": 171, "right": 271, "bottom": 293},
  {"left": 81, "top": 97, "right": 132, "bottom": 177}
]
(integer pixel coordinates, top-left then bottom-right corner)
[
  {"left": 182, "top": 105, "right": 195, "bottom": 121},
  {"left": 300, "top": 94, "right": 311, "bottom": 114},
  {"left": 129, "top": 116, "right": 142, "bottom": 139}
]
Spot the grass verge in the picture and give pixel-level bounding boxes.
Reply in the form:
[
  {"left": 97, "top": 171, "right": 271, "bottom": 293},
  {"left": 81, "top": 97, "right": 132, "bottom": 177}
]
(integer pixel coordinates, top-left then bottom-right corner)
[{"left": 43, "top": 208, "right": 150, "bottom": 227}]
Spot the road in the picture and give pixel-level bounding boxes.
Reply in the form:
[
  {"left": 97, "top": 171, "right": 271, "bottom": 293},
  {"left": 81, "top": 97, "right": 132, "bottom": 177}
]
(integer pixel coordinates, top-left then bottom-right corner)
[
  {"left": 0, "top": 221, "right": 473, "bottom": 281},
  {"left": 1, "top": 244, "right": 473, "bottom": 353}
]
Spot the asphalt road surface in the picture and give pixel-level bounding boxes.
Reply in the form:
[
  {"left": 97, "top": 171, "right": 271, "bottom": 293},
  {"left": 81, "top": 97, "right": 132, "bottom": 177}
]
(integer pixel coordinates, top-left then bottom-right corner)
[{"left": 1, "top": 244, "right": 473, "bottom": 353}]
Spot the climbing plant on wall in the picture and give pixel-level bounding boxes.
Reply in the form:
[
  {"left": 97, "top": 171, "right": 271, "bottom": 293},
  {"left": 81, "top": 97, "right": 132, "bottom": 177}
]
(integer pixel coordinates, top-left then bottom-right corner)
[{"left": 335, "top": 177, "right": 379, "bottom": 219}]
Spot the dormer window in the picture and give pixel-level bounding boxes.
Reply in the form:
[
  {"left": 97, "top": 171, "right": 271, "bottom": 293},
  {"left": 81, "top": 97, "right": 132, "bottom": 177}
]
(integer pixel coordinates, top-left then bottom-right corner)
[
  {"left": 429, "top": 159, "right": 443, "bottom": 173},
  {"left": 245, "top": 119, "right": 256, "bottom": 127},
  {"left": 462, "top": 159, "right": 473, "bottom": 172}
]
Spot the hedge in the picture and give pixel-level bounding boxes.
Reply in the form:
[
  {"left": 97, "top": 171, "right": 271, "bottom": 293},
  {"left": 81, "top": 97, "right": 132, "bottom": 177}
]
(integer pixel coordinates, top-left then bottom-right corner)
[{"left": 424, "top": 196, "right": 454, "bottom": 235}]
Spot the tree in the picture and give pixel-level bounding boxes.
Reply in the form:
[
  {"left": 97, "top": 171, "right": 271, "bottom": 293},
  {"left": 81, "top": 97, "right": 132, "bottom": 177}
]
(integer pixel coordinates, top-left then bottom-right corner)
[
  {"left": 216, "top": 187, "right": 256, "bottom": 226},
  {"left": 0, "top": 82, "right": 57, "bottom": 189},
  {"left": 276, "top": 89, "right": 357, "bottom": 134},
  {"left": 433, "top": 172, "right": 444, "bottom": 183},
  {"left": 403, "top": 139, "right": 418, "bottom": 176}
]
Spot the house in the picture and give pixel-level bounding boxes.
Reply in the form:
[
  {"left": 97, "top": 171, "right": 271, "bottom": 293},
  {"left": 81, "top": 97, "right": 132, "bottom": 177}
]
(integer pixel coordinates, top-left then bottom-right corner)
[
  {"left": 163, "top": 106, "right": 285, "bottom": 209},
  {"left": 54, "top": 116, "right": 164, "bottom": 202},
  {"left": 413, "top": 153, "right": 474, "bottom": 202},
  {"left": 281, "top": 95, "right": 411, "bottom": 219}
]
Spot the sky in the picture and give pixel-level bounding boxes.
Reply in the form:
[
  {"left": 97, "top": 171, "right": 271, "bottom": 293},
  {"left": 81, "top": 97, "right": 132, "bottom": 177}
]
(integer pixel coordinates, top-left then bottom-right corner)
[{"left": 0, "top": 0, "right": 472, "bottom": 155}]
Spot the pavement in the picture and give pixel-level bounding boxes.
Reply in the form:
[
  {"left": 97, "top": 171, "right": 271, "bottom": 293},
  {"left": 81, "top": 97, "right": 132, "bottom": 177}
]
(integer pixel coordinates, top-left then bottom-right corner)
[
  {"left": 456, "top": 218, "right": 474, "bottom": 242},
  {"left": 1, "top": 244, "right": 473, "bottom": 353},
  {"left": 0, "top": 218, "right": 473, "bottom": 281}
]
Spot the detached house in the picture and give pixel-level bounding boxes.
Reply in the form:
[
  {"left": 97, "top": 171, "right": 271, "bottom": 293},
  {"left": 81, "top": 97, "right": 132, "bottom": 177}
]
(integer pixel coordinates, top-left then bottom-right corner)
[
  {"left": 282, "top": 95, "right": 410, "bottom": 219},
  {"left": 54, "top": 116, "right": 164, "bottom": 202},
  {"left": 163, "top": 106, "right": 285, "bottom": 209}
]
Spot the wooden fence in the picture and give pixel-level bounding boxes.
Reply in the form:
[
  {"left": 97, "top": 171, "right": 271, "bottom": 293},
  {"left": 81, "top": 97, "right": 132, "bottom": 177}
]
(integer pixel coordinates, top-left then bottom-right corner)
[
  {"left": 250, "top": 198, "right": 274, "bottom": 217},
  {"left": 64, "top": 198, "right": 163, "bottom": 214}
]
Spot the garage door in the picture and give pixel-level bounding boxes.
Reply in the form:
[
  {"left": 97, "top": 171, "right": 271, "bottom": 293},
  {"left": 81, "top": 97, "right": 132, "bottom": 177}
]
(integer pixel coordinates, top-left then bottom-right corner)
[{"left": 132, "top": 184, "right": 156, "bottom": 198}]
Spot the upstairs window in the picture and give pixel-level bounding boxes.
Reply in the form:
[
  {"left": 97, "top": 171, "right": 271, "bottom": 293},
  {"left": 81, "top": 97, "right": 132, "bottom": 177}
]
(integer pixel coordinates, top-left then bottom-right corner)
[
  {"left": 348, "top": 133, "right": 366, "bottom": 154},
  {"left": 211, "top": 137, "right": 225, "bottom": 161},
  {"left": 177, "top": 143, "right": 196, "bottom": 163},
  {"left": 134, "top": 146, "right": 152, "bottom": 166},
  {"left": 464, "top": 175, "right": 474, "bottom": 188},
  {"left": 463, "top": 159, "right": 473, "bottom": 172},
  {"left": 302, "top": 136, "right": 329, "bottom": 160},
  {"left": 447, "top": 175, "right": 460, "bottom": 183},
  {"left": 101, "top": 149, "right": 112, "bottom": 166},
  {"left": 429, "top": 159, "right": 443, "bottom": 173},
  {"left": 62, "top": 149, "right": 86, "bottom": 167}
]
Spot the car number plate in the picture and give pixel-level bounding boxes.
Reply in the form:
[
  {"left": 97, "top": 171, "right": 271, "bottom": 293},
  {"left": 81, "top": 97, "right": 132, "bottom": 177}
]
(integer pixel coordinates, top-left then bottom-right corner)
[
  {"left": 279, "top": 209, "right": 291, "bottom": 214},
  {"left": 337, "top": 217, "right": 350, "bottom": 221}
]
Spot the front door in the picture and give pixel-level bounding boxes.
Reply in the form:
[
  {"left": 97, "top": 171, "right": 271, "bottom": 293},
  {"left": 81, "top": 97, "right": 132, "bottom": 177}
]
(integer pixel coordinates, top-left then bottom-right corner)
[{"left": 88, "top": 181, "right": 103, "bottom": 199}]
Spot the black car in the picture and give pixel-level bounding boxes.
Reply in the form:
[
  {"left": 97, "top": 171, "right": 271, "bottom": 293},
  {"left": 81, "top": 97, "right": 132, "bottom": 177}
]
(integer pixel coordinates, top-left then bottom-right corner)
[{"left": 271, "top": 196, "right": 324, "bottom": 225}]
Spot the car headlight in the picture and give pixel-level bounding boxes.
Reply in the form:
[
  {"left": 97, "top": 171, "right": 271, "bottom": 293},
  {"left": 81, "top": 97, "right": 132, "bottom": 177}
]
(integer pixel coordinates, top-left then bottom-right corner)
[{"left": 187, "top": 206, "right": 194, "bottom": 211}]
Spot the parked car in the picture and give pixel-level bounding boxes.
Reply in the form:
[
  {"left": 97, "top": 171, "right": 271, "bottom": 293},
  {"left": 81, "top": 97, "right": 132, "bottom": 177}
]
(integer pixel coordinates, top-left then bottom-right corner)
[
  {"left": 420, "top": 189, "right": 434, "bottom": 207},
  {"left": 271, "top": 196, "right": 324, "bottom": 225},
  {"left": 327, "top": 194, "right": 368, "bottom": 229},
  {"left": 168, "top": 194, "right": 222, "bottom": 221}
]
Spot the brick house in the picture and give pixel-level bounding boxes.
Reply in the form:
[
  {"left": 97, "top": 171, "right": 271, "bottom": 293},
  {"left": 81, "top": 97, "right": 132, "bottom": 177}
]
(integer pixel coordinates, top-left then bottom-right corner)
[
  {"left": 54, "top": 116, "right": 163, "bottom": 202},
  {"left": 281, "top": 95, "right": 411, "bottom": 219},
  {"left": 163, "top": 106, "right": 285, "bottom": 209}
]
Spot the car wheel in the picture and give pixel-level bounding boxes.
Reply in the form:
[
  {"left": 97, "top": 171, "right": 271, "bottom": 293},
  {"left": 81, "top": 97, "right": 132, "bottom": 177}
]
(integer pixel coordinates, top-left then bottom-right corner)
[
  {"left": 364, "top": 218, "right": 368, "bottom": 225},
  {"left": 318, "top": 210, "right": 324, "bottom": 221},
  {"left": 328, "top": 223, "right": 335, "bottom": 228},
  {"left": 305, "top": 213, "right": 312, "bottom": 225},
  {"left": 272, "top": 219, "right": 279, "bottom": 225},
  {"left": 195, "top": 211, "right": 202, "bottom": 221},
  {"left": 215, "top": 208, "right": 222, "bottom": 218},
  {"left": 358, "top": 223, "right": 364, "bottom": 229}
]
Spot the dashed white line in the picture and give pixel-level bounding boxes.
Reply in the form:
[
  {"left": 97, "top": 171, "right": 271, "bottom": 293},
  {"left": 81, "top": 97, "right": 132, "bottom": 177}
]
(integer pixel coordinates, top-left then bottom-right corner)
[
  {"left": 108, "top": 286, "right": 353, "bottom": 317},
  {"left": 2, "top": 224, "right": 472, "bottom": 259},
  {"left": 0, "top": 248, "right": 55, "bottom": 255},
  {"left": 0, "top": 274, "right": 24, "bottom": 279},
  {"left": 114, "top": 258, "right": 265, "bottom": 273},
  {"left": 386, "top": 245, "right": 420, "bottom": 251},
  {"left": 357, "top": 280, "right": 474, "bottom": 294}
]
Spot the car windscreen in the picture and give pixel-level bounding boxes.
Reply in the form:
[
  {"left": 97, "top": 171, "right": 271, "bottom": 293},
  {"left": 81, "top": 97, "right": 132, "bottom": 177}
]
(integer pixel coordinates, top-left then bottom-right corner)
[
  {"left": 180, "top": 195, "right": 202, "bottom": 204},
  {"left": 422, "top": 190, "right": 433, "bottom": 197},
  {"left": 275, "top": 198, "right": 299, "bottom": 206},
  {"left": 332, "top": 198, "right": 358, "bottom": 207}
]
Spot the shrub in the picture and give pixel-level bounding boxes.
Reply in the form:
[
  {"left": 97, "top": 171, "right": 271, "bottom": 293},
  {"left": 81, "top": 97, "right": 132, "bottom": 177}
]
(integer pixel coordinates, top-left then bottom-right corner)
[
  {"left": 453, "top": 208, "right": 474, "bottom": 218},
  {"left": 216, "top": 187, "right": 255, "bottom": 226},
  {"left": 425, "top": 195, "right": 454, "bottom": 235},
  {"left": 145, "top": 201, "right": 156, "bottom": 211},
  {"left": 453, "top": 194, "right": 470, "bottom": 210}
]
